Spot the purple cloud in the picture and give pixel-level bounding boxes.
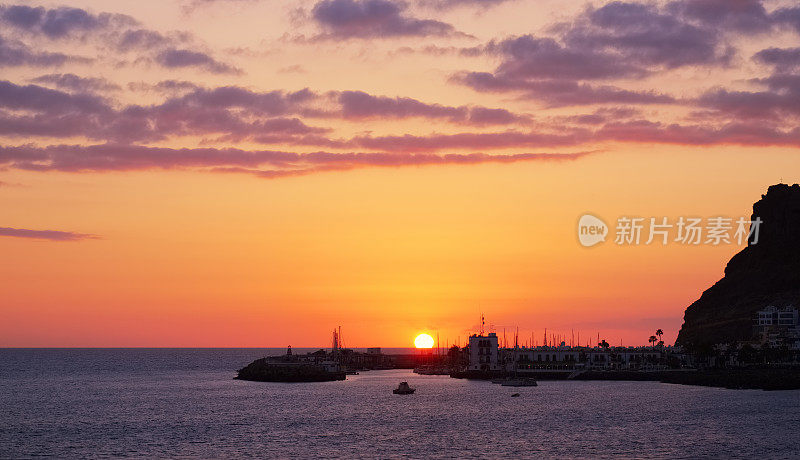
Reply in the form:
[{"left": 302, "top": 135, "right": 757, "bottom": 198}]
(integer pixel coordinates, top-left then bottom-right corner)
[
  {"left": 666, "top": 0, "right": 772, "bottom": 34},
  {"left": 336, "top": 90, "right": 525, "bottom": 124},
  {"left": 772, "top": 6, "right": 800, "bottom": 33},
  {"left": 311, "top": 0, "right": 465, "bottom": 39},
  {"left": 116, "top": 29, "right": 178, "bottom": 52},
  {"left": 418, "top": 0, "right": 514, "bottom": 10},
  {"left": 595, "top": 120, "right": 800, "bottom": 147},
  {"left": 30, "top": 73, "right": 120, "bottom": 92},
  {"left": 0, "top": 4, "right": 135, "bottom": 39},
  {"left": 0, "top": 4, "right": 232, "bottom": 75},
  {"left": 492, "top": 35, "right": 643, "bottom": 81},
  {"left": 0, "top": 36, "right": 87, "bottom": 67},
  {"left": 452, "top": 1, "right": 743, "bottom": 107},
  {"left": 563, "top": 1, "right": 733, "bottom": 69},
  {"left": 0, "top": 227, "right": 99, "bottom": 241},
  {"left": 454, "top": 72, "right": 674, "bottom": 107},
  {"left": 754, "top": 47, "right": 800, "bottom": 71},
  {"left": 0, "top": 80, "right": 109, "bottom": 114},
  {"left": 0, "top": 81, "right": 530, "bottom": 144},
  {"left": 697, "top": 77, "right": 800, "bottom": 121},
  {"left": 154, "top": 49, "right": 241, "bottom": 75},
  {"left": 0, "top": 143, "right": 594, "bottom": 177}
]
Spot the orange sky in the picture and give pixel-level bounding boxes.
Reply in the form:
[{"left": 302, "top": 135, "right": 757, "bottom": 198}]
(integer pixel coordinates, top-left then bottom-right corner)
[{"left": 1, "top": 0, "right": 799, "bottom": 346}]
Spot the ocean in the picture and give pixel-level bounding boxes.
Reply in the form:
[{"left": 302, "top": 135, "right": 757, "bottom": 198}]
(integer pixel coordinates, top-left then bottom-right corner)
[{"left": 1, "top": 348, "right": 798, "bottom": 458}]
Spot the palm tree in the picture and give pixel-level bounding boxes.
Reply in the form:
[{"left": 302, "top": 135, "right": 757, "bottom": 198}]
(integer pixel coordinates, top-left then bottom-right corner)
[
  {"left": 649, "top": 335, "right": 657, "bottom": 348},
  {"left": 655, "top": 329, "right": 663, "bottom": 344}
]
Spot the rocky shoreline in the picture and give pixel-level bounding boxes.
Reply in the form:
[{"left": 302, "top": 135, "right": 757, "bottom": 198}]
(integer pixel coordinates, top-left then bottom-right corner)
[
  {"left": 235, "top": 358, "right": 346, "bottom": 383},
  {"left": 568, "top": 368, "right": 800, "bottom": 390},
  {"left": 452, "top": 368, "right": 800, "bottom": 390}
]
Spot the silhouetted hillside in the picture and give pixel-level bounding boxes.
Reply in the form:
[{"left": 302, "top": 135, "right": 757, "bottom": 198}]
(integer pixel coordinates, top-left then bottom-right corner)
[{"left": 677, "top": 184, "right": 800, "bottom": 350}]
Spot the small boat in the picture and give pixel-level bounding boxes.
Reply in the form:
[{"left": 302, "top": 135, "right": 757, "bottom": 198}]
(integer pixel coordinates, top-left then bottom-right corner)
[
  {"left": 511, "top": 393, "right": 520, "bottom": 397},
  {"left": 392, "top": 381, "right": 416, "bottom": 394},
  {"left": 500, "top": 378, "right": 538, "bottom": 387}
]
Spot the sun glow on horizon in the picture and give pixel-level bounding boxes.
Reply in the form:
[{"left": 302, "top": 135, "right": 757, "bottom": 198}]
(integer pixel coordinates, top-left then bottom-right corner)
[{"left": 414, "top": 333, "right": 435, "bottom": 348}]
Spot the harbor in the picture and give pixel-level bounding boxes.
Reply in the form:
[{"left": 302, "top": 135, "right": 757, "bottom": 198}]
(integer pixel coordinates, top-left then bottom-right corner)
[{"left": 237, "top": 317, "right": 800, "bottom": 390}]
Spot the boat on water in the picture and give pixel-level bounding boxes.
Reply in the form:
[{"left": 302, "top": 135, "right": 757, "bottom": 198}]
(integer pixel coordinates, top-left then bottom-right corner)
[
  {"left": 393, "top": 381, "right": 416, "bottom": 394},
  {"left": 500, "top": 377, "right": 538, "bottom": 387}
]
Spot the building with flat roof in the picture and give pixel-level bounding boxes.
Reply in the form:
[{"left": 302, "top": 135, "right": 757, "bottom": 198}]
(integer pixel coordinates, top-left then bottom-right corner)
[
  {"left": 468, "top": 333, "right": 501, "bottom": 371},
  {"left": 755, "top": 305, "right": 800, "bottom": 349}
]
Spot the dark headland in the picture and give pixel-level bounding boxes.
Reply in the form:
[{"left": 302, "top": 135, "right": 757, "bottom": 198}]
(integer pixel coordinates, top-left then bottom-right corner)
[
  {"left": 677, "top": 183, "right": 800, "bottom": 349},
  {"left": 573, "top": 184, "right": 800, "bottom": 389},
  {"left": 666, "top": 183, "right": 800, "bottom": 390}
]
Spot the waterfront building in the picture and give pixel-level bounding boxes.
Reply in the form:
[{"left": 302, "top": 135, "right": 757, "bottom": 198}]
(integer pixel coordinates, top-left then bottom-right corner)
[
  {"left": 466, "top": 333, "right": 679, "bottom": 372},
  {"left": 754, "top": 305, "right": 800, "bottom": 349},
  {"left": 468, "top": 333, "right": 501, "bottom": 371}
]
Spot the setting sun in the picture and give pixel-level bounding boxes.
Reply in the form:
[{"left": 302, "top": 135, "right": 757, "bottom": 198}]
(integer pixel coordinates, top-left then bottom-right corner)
[{"left": 414, "top": 334, "right": 435, "bottom": 349}]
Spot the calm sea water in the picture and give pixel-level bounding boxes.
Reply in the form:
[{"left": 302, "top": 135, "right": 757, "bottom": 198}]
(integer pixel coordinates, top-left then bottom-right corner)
[{"left": 1, "top": 349, "right": 799, "bottom": 458}]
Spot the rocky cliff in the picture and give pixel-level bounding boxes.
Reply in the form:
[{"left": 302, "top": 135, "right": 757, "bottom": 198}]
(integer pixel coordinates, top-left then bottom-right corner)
[{"left": 676, "top": 183, "right": 800, "bottom": 350}]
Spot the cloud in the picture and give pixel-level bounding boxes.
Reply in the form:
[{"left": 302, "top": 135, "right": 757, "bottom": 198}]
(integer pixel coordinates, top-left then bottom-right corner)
[
  {"left": 772, "top": 6, "right": 800, "bottom": 33},
  {"left": 563, "top": 107, "right": 642, "bottom": 125},
  {"left": 0, "top": 36, "right": 88, "bottom": 67},
  {"left": 30, "top": 73, "right": 121, "bottom": 92},
  {"left": 154, "top": 49, "right": 242, "bottom": 74},
  {"left": 666, "top": 0, "right": 772, "bottom": 34},
  {"left": 696, "top": 74, "right": 800, "bottom": 121},
  {"left": 115, "top": 28, "right": 179, "bottom": 52},
  {"left": 452, "top": 1, "right": 741, "bottom": 106},
  {"left": 335, "top": 90, "right": 527, "bottom": 124},
  {"left": 179, "top": 0, "right": 260, "bottom": 14},
  {"left": 453, "top": 72, "right": 674, "bottom": 107},
  {"left": 0, "top": 80, "right": 109, "bottom": 114},
  {"left": 277, "top": 64, "right": 307, "bottom": 74},
  {"left": 0, "top": 4, "right": 136, "bottom": 39},
  {"left": 595, "top": 119, "right": 800, "bottom": 147},
  {"left": 418, "top": 0, "right": 515, "bottom": 10},
  {"left": 0, "top": 4, "right": 233, "bottom": 75},
  {"left": 127, "top": 80, "right": 200, "bottom": 94},
  {"left": 349, "top": 130, "right": 587, "bottom": 152},
  {"left": 0, "top": 143, "right": 594, "bottom": 177},
  {"left": 310, "top": 0, "right": 466, "bottom": 39},
  {"left": 0, "top": 226, "right": 99, "bottom": 241},
  {"left": 345, "top": 118, "right": 800, "bottom": 152},
  {"left": 0, "top": 81, "right": 530, "bottom": 144},
  {"left": 489, "top": 35, "right": 644, "bottom": 81},
  {"left": 754, "top": 47, "right": 800, "bottom": 71},
  {"left": 562, "top": 2, "right": 733, "bottom": 69}
]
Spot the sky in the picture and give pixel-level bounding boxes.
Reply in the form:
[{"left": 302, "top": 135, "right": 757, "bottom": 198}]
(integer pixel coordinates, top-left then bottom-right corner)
[{"left": 1, "top": 0, "right": 799, "bottom": 347}]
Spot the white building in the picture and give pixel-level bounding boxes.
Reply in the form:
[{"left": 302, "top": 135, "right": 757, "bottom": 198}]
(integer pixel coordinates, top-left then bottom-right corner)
[
  {"left": 757, "top": 305, "right": 799, "bottom": 327},
  {"left": 468, "top": 333, "right": 501, "bottom": 371},
  {"left": 509, "top": 346, "right": 667, "bottom": 371},
  {"left": 755, "top": 305, "right": 800, "bottom": 349}
]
